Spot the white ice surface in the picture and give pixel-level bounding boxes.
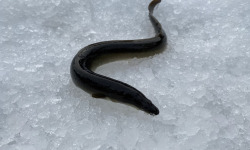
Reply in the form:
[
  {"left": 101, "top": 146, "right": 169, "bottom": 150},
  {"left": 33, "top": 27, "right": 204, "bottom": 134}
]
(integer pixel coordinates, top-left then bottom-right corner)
[{"left": 1, "top": 0, "right": 250, "bottom": 149}]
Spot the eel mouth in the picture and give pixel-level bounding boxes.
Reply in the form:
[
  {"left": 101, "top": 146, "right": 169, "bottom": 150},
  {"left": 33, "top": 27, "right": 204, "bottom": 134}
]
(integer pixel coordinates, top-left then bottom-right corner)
[
  {"left": 142, "top": 100, "right": 160, "bottom": 115},
  {"left": 148, "top": 105, "right": 160, "bottom": 115}
]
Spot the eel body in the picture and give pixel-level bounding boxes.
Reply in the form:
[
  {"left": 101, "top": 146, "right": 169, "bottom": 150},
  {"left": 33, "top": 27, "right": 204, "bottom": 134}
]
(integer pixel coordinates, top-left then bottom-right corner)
[{"left": 70, "top": 0, "right": 166, "bottom": 115}]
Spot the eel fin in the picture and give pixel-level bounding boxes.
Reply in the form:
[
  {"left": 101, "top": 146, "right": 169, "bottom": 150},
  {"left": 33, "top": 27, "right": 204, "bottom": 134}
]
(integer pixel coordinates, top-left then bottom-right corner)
[
  {"left": 110, "top": 98, "right": 118, "bottom": 103},
  {"left": 92, "top": 93, "right": 106, "bottom": 98}
]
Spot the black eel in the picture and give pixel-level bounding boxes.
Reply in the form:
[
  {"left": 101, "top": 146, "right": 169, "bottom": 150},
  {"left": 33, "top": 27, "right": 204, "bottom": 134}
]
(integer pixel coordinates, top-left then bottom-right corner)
[{"left": 70, "top": 0, "right": 166, "bottom": 115}]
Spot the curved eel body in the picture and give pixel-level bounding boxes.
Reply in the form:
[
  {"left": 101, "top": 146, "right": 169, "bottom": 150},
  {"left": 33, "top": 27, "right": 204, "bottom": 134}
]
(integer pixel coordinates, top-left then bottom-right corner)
[{"left": 70, "top": 0, "right": 166, "bottom": 115}]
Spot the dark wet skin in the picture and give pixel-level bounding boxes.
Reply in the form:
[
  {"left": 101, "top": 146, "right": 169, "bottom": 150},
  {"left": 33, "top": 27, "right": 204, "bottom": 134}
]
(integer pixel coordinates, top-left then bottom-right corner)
[{"left": 70, "top": 0, "right": 166, "bottom": 115}]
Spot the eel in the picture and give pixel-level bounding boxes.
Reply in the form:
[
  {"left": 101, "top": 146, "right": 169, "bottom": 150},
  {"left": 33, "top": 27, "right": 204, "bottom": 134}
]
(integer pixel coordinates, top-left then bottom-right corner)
[{"left": 70, "top": 0, "right": 166, "bottom": 115}]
